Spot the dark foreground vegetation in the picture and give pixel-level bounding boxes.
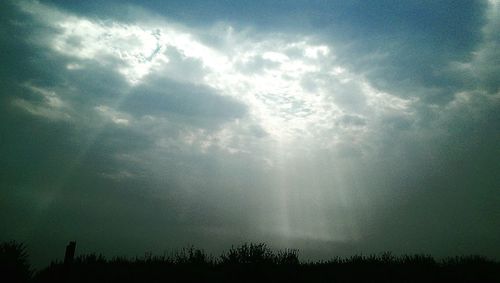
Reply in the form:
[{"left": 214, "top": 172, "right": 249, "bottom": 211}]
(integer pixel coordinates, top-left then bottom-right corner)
[{"left": 2, "top": 241, "right": 499, "bottom": 282}]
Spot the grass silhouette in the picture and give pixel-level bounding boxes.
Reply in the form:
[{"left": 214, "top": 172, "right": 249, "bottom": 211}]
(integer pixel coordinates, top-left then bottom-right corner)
[{"left": 2, "top": 241, "right": 499, "bottom": 282}]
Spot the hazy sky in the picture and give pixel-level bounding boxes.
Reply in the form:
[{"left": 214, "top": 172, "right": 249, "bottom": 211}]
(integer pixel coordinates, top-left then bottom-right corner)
[{"left": 1, "top": 0, "right": 499, "bottom": 267}]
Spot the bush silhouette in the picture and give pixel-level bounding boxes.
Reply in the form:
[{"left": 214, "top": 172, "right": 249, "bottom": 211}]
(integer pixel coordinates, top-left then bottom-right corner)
[
  {"left": 221, "top": 243, "right": 274, "bottom": 265},
  {"left": 0, "top": 241, "right": 33, "bottom": 283},
  {"left": 4, "top": 241, "right": 494, "bottom": 283},
  {"left": 174, "top": 246, "right": 211, "bottom": 265},
  {"left": 220, "top": 243, "right": 299, "bottom": 266}
]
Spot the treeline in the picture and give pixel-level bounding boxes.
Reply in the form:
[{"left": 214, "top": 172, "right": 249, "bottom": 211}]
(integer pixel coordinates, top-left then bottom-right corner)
[{"left": 2, "top": 241, "right": 499, "bottom": 282}]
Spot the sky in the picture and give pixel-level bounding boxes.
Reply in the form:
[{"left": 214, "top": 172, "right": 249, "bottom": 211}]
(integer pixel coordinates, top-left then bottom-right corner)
[{"left": 0, "top": 0, "right": 499, "bottom": 267}]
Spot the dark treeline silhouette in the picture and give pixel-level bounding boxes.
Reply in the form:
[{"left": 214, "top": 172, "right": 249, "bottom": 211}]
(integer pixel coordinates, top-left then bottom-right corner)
[{"left": 2, "top": 241, "right": 499, "bottom": 282}]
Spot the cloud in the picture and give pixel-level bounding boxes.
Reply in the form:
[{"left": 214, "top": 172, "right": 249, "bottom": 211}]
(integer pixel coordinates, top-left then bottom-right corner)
[
  {"left": 10, "top": 0, "right": 422, "bottom": 152},
  {"left": 315, "top": 1, "right": 489, "bottom": 105},
  {"left": 123, "top": 77, "right": 247, "bottom": 123}
]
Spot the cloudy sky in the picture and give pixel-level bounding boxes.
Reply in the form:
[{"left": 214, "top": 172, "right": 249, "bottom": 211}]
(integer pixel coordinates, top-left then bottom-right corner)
[{"left": 1, "top": 0, "right": 499, "bottom": 267}]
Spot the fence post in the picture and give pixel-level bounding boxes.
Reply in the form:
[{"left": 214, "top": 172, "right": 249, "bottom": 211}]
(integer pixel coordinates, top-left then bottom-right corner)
[{"left": 64, "top": 241, "right": 76, "bottom": 265}]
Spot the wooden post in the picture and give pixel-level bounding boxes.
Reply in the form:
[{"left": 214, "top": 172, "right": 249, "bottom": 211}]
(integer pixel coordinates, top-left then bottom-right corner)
[
  {"left": 62, "top": 241, "right": 76, "bottom": 282},
  {"left": 64, "top": 241, "right": 76, "bottom": 265}
]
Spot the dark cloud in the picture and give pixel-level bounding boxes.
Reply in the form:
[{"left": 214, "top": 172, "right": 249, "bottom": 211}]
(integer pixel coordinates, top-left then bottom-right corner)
[
  {"left": 354, "top": 90, "right": 500, "bottom": 256},
  {"left": 319, "top": 1, "right": 488, "bottom": 104},
  {"left": 122, "top": 77, "right": 247, "bottom": 126}
]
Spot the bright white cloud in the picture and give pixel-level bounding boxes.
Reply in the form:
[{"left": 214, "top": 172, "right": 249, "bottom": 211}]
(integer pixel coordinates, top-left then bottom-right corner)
[{"left": 18, "top": 0, "right": 416, "bottom": 154}]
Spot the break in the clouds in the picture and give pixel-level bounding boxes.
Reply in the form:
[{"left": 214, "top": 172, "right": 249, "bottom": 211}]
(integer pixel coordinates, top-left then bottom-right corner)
[{"left": 1, "top": 0, "right": 499, "bottom": 267}]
